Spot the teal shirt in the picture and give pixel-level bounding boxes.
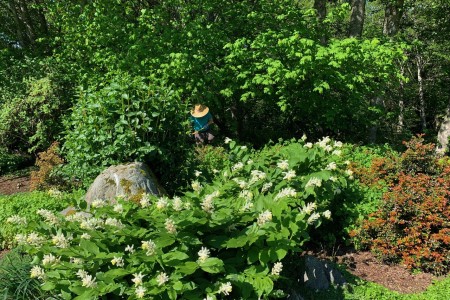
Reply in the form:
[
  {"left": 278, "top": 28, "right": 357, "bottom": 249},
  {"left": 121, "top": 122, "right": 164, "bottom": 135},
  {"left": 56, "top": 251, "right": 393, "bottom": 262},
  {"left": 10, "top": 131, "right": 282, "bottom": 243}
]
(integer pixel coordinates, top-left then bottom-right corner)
[{"left": 191, "top": 112, "right": 213, "bottom": 132}]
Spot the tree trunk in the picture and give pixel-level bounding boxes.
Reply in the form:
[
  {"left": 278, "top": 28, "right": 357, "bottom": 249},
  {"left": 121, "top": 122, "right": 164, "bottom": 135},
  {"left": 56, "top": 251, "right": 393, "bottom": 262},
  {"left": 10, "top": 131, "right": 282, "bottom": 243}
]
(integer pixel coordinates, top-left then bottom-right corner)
[
  {"left": 397, "top": 64, "right": 405, "bottom": 133},
  {"left": 348, "top": 0, "right": 366, "bottom": 37},
  {"left": 436, "top": 102, "right": 450, "bottom": 155},
  {"left": 8, "top": 0, "right": 29, "bottom": 47},
  {"left": 416, "top": 55, "right": 427, "bottom": 131},
  {"left": 18, "top": 0, "right": 37, "bottom": 45},
  {"left": 314, "top": 0, "right": 327, "bottom": 21},
  {"left": 314, "top": 0, "right": 327, "bottom": 44},
  {"left": 383, "top": 0, "right": 405, "bottom": 36},
  {"left": 369, "top": 96, "right": 383, "bottom": 143}
]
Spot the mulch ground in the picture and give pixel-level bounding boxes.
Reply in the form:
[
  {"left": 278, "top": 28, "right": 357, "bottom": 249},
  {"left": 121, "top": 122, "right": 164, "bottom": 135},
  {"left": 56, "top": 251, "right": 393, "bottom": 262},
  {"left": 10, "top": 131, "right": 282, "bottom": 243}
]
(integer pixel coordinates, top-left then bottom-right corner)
[
  {"left": 0, "top": 175, "right": 443, "bottom": 294},
  {"left": 335, "top": 251, "right": 438, "bottom": 294},
  {"left": 0, "top": 175, "right": 30, "bottom": 195}
]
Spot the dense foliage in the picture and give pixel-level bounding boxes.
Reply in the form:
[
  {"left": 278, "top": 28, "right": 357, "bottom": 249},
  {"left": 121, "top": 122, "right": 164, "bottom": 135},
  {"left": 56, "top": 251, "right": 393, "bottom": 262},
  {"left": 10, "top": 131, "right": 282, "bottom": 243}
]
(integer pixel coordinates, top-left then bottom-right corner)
[
  {"left": 0, "top": 190, "right": 80, "bottom": 249},
  {"left": 9, "top": 138, "right": 354, "bottom": 299},
  {"left": 355, "top": 136, "right": 450, "bottom": 275}
]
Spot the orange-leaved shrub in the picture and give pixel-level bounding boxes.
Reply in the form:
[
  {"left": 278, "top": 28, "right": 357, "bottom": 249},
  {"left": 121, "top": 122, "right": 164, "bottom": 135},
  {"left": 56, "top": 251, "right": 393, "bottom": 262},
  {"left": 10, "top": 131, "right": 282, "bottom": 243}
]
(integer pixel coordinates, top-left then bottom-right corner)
[
  {"left": 355, "top": 135, "right": 450, "bottom": 275},
  {"left": 30, "top": 141, "right": 64, "bottom": 191}
]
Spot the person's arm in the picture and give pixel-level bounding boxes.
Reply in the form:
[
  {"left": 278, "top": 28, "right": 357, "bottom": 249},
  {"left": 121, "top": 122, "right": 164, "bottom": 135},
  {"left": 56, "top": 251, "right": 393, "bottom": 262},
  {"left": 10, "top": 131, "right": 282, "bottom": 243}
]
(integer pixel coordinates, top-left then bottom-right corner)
[{"left": 207, "top": 114, "right": 214, "bottom": 126}]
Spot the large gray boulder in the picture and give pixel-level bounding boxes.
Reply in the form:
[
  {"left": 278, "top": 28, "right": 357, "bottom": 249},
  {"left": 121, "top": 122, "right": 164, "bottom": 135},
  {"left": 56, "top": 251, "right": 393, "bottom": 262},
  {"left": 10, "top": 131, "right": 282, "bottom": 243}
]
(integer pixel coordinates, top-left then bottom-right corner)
[
  {"left": 301, "top": 255, "right": 347, "bottom": 291},
  {"left": 85, "top": 162, "right": 165, "bottom": 207}
]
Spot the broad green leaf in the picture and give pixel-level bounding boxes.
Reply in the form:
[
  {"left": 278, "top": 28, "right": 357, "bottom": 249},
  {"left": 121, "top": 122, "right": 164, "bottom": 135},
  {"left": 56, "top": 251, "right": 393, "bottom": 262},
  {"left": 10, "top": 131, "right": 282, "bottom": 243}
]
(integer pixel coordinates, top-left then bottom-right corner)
[{"left": 199, "top": 257, "right": 225, "bottom": 273}]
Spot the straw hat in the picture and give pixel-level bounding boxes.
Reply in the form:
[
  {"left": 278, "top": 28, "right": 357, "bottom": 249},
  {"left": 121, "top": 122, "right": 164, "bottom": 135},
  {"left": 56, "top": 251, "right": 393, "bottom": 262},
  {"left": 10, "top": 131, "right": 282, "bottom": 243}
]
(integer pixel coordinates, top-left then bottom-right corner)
[{"left": 190, "top": 104, "right": 209, "bottom": 118}]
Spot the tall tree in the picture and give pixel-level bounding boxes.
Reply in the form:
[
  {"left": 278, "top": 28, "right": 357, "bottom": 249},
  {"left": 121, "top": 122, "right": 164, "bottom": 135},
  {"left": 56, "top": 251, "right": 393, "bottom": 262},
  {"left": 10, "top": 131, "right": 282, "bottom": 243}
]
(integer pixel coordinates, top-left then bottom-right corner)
[
  {"left": 348, "top": 0, "right": 366, "bottom": 37},
  {"left": 383, "top": 0, "right": 405, "bottom": 36},
  {"left": 0, "top": 0, "right": 49, "bottom": 49}
]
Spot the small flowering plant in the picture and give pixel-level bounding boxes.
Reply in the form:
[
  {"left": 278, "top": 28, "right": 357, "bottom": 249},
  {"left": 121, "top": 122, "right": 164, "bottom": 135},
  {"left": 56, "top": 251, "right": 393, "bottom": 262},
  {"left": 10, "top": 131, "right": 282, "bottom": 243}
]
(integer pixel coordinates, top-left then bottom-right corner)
[{"left": 17, "top": 137, "right": 351, "bottom": 299}]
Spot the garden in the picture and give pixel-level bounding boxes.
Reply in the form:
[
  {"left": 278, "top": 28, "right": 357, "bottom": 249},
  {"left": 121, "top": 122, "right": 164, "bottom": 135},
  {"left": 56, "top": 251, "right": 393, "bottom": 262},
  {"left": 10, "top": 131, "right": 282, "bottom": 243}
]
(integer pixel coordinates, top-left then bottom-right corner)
[{"left": 1, "top": 0, "right": 450, "bottom": 299}]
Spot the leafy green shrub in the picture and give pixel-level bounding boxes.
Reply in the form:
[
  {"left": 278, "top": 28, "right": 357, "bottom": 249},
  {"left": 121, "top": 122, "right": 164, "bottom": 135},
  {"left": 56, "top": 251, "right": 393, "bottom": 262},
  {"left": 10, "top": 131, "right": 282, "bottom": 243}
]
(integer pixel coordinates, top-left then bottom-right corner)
[
  {"left": 18, "top": 138, "right": 352, "bottom": 299},
  {"left": 0, "top": 149, "right": 32, "bottom": 175},
  {"left": 0, "top": 249, "right": 51, "bottom": 300},
  {"left": 0, "top": 76, "right": 71, "bottom": 154},
  {"left": 62, "top": 73, "right": 190, "bottom": 189},
  {"left": 0, "top": 190, "right": 80, "bottom": 249},
  {"left": 356, "top": 136, "right": 450, "bottom": 275}
]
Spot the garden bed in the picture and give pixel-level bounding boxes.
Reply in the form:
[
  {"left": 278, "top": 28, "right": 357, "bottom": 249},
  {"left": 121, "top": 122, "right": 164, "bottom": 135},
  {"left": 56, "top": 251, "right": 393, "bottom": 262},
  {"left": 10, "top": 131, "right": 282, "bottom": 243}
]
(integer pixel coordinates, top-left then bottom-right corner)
[{"left": 0, "top": 174, "right": 442, "bottom": 296}]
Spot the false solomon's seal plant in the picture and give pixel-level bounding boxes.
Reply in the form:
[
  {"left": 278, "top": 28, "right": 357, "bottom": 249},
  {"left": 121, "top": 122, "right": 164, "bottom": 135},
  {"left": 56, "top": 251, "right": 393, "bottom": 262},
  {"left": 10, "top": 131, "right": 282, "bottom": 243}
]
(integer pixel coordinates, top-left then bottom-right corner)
[{"left": 12, "top": 136, "right": 352, "bottom": 299}]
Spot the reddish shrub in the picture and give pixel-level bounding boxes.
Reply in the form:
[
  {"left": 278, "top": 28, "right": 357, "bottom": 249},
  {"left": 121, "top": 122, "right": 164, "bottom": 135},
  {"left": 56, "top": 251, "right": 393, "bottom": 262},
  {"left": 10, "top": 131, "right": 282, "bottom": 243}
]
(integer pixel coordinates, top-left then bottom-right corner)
[
  {"left": 357, "top": 135, "right": 450, "bottom": 275},
  {"left": 30, "top": 142, "right": 64, "bottom": 191}
]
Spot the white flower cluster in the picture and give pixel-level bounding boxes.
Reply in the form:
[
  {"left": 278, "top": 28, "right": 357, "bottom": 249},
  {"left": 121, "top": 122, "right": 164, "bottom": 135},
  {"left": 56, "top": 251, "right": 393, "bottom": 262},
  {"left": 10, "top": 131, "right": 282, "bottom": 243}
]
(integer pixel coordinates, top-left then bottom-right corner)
[
  {"left": 30, "top": 265, "right": 45, "bottom": 280},
  {"left": 156, "top": 197, "right": 169, "bottom": 209},
  {"left": 113, "top": 203, "right": 124, "bottom": 213},
  {"left": 80, "top": 217, "right": 104, "bottom": 230},
  {"left": 224, "top": 137, "right": 232, "bottom": 144},
  {"left": 277, "top": 160, "right": 289, "bottom": 170},
  {"left": 91, "top": 198, "right": 108, "bottom": 208},
  {"left": 105, "top": 217, "right": 124, "bottom": 228},
  {"left": 274, "top": 187, "right": 297, "bottom": 201},
  {"left": 198, "top": 247, "right": 210, "bottom": 262},
  {"left": 240, "top": 199, "right": 254, "bottom": 212},
  {"left": 6, "top": 215, "right": 27, "bottom": 225},
  {"left": 125, "top": 244, "right": 135, "bottom": 254},
  {"left": 302, "top": 202, "right": 317, "bottom": 214},
  {"left": 257, "top": 210, "right": 273, "bottom": 226},
  {"left": 165, "top": 218, "right": 177, "bottom": 234},
  {"left": 65, "top": 211, "right": 89, "bottom": 222},
  {"left": 15, "top": 232, "right": 45, "bottom": 246},
  {"left": 323, "top": 210, "right": 332, "bottom": 219},
  {"left": 233, "top": 178, "right": 247, "bottom": 189},
  {"left": 42, "top": 253, "right": 60, "bottom": 266},
  {"left": 282, "top": 170, "right": 296, "bottom": 181},
  {"left": 156, "top": 272, "right": 169, "bottom": 286},
  {"left": 325, "top": 162, "right": 337, "bottom": 171},
  {"left": 172, "top": 196, "right": 183, "bottom": 211},
  {"left": 304, "top": 142, "right": 313, "bottom": 148},
  {"left": 261, "top": 182, "right": 273, "bottom": 193},
  {"left": 307, "top": 212, "right": 321, "bottom": 224},
  {"left": 52, "top": 232, "right": 73, "bottom": 248},
  {"left": 80, "top": 232, "right": 91, "bottom": 240},
  {"left": 111, "top": 256, "right": 125, "bottom": 267},
  {"left": 239, "top": 190, "right": 253, "bottom": 201},
  {"left": 231, "top": 162, "right": 244, "bottom": 172},
  {"left": 316, "top": 136, "right": 331, "bottom": 149},
  {"left": 345, "top": 169, "right": 354, "bottom": 179},
  {"left": 219, "top": 282, "right": 233, "bottom": 296},
  {"left": 135, "top": 286, "right": 146, "bottom": 299},
  {"left": 48, "top": 188, "right": 63, "bottom": 198},
  {"left": 305, "top": 177, "right": 322, "bottom": 188},
  {"left": 249, "top": 170, "right": 266, "bottom": 184},
  {"left": 141, "top": 240, "right": 157, "bottom": 256},
  {"left": 271, "top": 262, "right": 283, "bottom": 276},
  {"left": 70, "top": 257, "right": 83, "bottom": 264},
  {"left": 77, "top": 269, "right": 97, "bottom": 288},
  {"left": 132, "top": 272, "right": 145, "bottom": 286},
  {"left": 191, "top": 180, "right": 202, "bottom": 192},
  {"left": 140, "top": 193, "right": 151, "bottom": 208},
  {"left": 37, "top": 209, "right": 59, "bottom": 225},
  {"left": 201, "top": 191, "right": 219, "bottom": 214},
  {"left": 72, "top": 257, "right": 82, "bottom": 266}
]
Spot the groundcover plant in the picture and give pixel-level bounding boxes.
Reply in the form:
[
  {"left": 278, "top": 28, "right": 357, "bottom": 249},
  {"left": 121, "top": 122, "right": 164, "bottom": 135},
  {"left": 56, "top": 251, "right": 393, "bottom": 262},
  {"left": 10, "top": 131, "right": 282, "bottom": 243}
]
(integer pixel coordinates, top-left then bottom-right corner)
[{"left": 10, "top": 137, "right": 352, "bottom": 299}]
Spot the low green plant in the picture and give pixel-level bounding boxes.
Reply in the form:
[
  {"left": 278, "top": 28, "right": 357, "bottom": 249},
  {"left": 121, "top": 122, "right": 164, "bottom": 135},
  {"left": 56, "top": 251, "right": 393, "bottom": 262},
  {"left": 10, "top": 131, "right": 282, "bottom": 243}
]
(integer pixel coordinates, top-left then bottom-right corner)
[
  {"left": 17, "top": 137, "right": 352, "bottom": 299},
  {"left": 0, "top": 190, "right": 81, "bottom": 249},
  {"left": 0, "top": 249, "right": 50, "bottom": 300}
]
